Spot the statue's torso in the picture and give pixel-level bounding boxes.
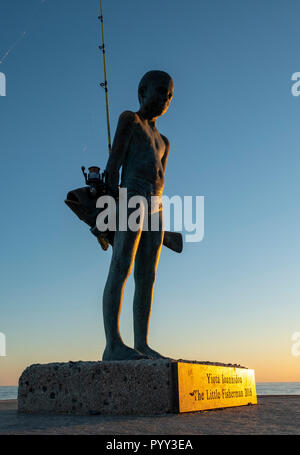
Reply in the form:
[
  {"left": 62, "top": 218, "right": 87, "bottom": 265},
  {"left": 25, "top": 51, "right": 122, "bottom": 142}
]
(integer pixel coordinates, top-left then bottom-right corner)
[{"left": 121, "top": 113, "right": 166, "bottom": 197}]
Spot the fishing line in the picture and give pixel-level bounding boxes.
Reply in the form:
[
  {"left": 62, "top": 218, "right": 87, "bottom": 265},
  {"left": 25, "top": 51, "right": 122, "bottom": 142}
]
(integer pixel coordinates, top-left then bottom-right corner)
[{"left": 0, "top": 0, "right": 47, "bottom": 65}]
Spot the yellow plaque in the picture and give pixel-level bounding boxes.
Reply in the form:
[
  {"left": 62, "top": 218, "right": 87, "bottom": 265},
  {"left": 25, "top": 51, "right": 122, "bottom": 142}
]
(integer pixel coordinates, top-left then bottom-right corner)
[{"left": 176, "top": 363, "right": 257, "bottom": 412}]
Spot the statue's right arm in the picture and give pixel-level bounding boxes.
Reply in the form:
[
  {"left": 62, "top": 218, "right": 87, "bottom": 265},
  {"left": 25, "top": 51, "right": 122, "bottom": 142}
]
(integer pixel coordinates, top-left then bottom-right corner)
[{"left": 105, "top": 111, "right": 136, "bottom": 189}]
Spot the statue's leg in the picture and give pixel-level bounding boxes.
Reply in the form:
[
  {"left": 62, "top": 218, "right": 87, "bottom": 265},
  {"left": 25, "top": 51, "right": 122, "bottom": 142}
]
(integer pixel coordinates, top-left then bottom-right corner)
[
  {"left": 133, "top": 210, "right": 167, "bottom": 359},
  {"left": 102, "top": 207, "right": 147, "bottom": 361}
]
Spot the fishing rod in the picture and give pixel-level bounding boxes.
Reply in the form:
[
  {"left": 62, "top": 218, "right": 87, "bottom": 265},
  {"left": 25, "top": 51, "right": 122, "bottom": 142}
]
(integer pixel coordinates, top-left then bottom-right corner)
[
  {"left": 81, "top": 0, "right": 111, "bottom": 196},
  {"left": 99, "top": 0, "right": 112, "bottom": 155}
]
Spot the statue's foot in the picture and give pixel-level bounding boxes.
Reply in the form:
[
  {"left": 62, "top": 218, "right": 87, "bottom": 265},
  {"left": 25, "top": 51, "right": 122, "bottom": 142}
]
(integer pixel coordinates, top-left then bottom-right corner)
[
  {"left": 135, "top": 345, "right": 169, "bottom": 360},
  {"left": 102, "top": 343, "right": 149, "bottom": 361}
]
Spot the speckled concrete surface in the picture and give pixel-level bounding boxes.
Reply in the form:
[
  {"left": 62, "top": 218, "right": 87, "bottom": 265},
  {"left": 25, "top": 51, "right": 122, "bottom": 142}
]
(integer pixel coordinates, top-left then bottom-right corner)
[
  {"left": 0, "top": 396, "right": 299, "bottom": 434},
  {"left": 18, "top": 360, "right": 174, "bottom": 415}
]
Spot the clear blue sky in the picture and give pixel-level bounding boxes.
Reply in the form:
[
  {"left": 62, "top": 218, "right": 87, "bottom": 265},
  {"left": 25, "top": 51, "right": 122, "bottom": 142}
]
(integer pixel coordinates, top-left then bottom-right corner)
[{"left": 1, "top": 0, "right": 300, "bottom": 384}]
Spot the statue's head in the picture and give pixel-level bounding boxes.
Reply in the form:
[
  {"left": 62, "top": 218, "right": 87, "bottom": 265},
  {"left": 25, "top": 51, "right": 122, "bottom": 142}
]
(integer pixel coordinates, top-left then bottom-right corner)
[{"left": 138, "top": 70, "right": 174, "bottom": 118}]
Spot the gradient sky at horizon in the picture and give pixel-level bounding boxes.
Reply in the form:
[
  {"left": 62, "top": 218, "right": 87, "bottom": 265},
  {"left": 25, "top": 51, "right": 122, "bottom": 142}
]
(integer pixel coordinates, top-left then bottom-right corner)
[{"left": 1, "top": 0, "right": 300, "bottom": 385}]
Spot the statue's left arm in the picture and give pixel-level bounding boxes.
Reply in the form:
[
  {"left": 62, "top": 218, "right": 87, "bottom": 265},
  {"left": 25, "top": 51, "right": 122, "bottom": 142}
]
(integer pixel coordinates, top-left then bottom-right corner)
[{"left": 161, "top": 135, "right": 170, "bottom": 174}]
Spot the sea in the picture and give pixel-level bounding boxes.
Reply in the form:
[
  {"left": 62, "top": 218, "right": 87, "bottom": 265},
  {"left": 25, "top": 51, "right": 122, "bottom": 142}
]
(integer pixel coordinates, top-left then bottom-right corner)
[{"left": 0, "top": 383, "right": 300, "bottom": 400}]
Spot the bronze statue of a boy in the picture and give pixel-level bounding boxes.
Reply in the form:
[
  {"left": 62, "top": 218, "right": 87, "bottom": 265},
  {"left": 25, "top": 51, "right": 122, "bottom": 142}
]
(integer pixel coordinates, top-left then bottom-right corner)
[{"left": 103, "top": 70, "right": 174, "bottom": 361}]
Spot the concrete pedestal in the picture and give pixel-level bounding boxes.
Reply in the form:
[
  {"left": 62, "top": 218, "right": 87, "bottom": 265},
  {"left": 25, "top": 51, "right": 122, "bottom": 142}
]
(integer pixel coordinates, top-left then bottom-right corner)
[{"left": 18, "top": 359, "right": 256, "bottom": 415}]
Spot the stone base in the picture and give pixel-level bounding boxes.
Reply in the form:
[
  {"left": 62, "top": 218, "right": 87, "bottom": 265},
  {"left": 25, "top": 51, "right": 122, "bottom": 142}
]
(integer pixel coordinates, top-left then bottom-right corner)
[{"left": 18, "top": 359, "right": 257, "bottom": 415}]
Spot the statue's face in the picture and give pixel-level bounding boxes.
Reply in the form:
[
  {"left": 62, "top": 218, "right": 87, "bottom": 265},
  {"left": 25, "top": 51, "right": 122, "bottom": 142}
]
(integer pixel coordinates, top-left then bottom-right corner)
[{"left": 140, "top": 77, "right": 174, "bottom": 118}]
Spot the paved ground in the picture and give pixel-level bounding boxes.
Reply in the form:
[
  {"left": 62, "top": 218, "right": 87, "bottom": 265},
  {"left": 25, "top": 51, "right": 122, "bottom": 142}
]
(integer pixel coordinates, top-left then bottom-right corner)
[{"left": 0, "top": 396, "right": 299, "bottom": 435}]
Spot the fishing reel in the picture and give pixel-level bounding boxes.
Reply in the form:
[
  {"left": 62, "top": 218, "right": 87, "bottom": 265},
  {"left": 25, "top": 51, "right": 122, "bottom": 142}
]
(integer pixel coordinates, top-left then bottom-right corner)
[{"left": 81, "top": 165, "right": 106, "bottom": 198}]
